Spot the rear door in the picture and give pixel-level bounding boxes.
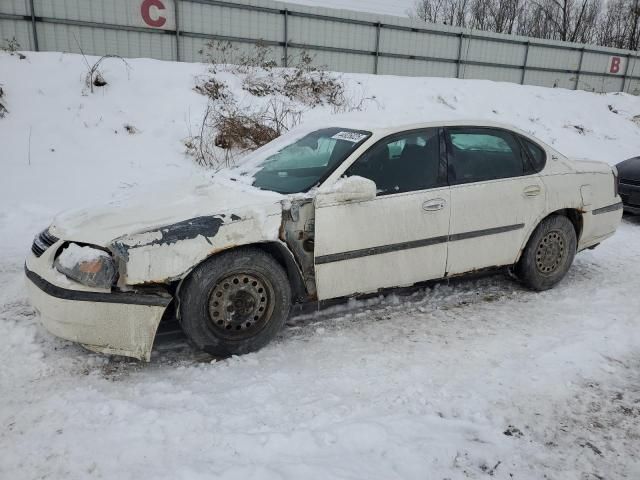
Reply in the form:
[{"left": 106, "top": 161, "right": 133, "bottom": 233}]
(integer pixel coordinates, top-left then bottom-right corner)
[{"left": 444, "top": 127, "right": 546, "bottom": 275}]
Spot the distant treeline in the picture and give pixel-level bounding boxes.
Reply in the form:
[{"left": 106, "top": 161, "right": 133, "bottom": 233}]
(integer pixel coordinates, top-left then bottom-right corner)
[{"left": 412, "top": 0, "right": 640, "bottom": 50}]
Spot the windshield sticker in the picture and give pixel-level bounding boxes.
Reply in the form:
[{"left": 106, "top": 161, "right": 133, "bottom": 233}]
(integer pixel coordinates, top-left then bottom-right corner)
[{"left": 331, "top": 131, "right": 368, "bottom": 143}]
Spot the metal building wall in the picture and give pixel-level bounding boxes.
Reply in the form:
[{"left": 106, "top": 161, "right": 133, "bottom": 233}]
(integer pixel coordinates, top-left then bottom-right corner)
[{"left": 1, "top": 0, "right": 639, "bottom": 93}]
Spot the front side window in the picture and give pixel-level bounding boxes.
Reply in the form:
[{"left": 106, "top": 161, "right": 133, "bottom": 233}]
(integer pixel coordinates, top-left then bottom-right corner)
[
  {"left": 250, "top": 128, "right": 371, "bottom": 194},
  {"left": 345, "top": 128, "right": 443, "bottom": 195},
  {"left": 446, "top": 128, "right": 525, "bottom": 184}
]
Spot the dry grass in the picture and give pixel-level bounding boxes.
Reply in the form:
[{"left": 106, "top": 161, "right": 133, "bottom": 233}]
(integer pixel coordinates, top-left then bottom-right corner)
[
  {"left": 187, "top": 41, "right": 360, "bottom": 169},
  {"left": 185, "top": 97, "right": 302, "bottom": 169}
]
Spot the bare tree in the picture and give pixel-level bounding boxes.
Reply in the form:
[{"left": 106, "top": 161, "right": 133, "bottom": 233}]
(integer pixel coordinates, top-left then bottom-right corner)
[
  {"left": 527, "top": 0, "right": 601, "bottom": 42},
  {"left": 412, "top": 0, "right": 470, "bottom": 26},
  {"left": 469, "top": 0, "right": 520, "bottom": 34},
  {"left": 411, "top": 0, "right": 640, "bottom": 50}
]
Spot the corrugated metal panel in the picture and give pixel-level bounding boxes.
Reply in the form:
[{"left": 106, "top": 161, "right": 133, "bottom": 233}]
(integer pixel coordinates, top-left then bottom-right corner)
[
  {"left": 0, "top": 0, "right": 638, "bottom": 93},
  {"left": 288, "top": 16, "right": 374, "bottom": 51},
  {"left": 0, "top": 18, "right": 33, "bottom": 50},
  {"left": 380, "top": 29, "right": 458, "bottom": 59},
  {"left": 578, "top": 74, "right": 624, "bottom": 93},
  {"left": 378, "top": 56, "right": 456, "bottom": 78},
  {"left": 464, "top": 38, "right": 525, "bottom": 66},
  {"left": 526, "top": 45, "right": 580, "bottom": 70},
  {"left": 181, "top": 2, "right": 281, "bottom": 40},
  {"left": 288, "top": 46, "right": 373, "bottom": 73},
  {"left": 581, "top": 51, "right": 620, "bottom": 75},
  {"left": 0, "top": 0, "right": 29, "bottom": 15},
  {"left": 461, "top": 64, "right": 522, "bottom": 84},
  {"left": 524, "top": 70, "right": 576, "bottom": 90},
  {"left": 626, "top": 56, "right": 640, "bottom": 93},
  {"left": 35, "top": 0, "right": 177, "bottom": 29},
  {"left": 626, "top": 78, "right": 640, "bottom": 95},
  {"left": 180, "top": 36, "right": 283, "bottom": 64},
  {"left": 37, "top": 22, "right": 175, "bottom": 60}
]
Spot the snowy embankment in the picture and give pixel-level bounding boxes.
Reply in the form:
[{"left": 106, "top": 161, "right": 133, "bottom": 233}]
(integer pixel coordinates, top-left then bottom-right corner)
[{"left": 1, "top": 52, "right": 640, "bottom": 479}]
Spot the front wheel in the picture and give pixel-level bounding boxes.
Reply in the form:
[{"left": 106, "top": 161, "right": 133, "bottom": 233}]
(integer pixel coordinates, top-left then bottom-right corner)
[
  {"left": 179, "top": 248, "right": 292, "bottom": 356},
  {"left": 516, "top": 215, "right": 577, "bottom": 291}
]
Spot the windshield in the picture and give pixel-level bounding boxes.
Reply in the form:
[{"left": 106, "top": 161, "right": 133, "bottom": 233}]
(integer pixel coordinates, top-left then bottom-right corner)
[{"left": 248, "top": 128, "right": 372, "bottom": 194}]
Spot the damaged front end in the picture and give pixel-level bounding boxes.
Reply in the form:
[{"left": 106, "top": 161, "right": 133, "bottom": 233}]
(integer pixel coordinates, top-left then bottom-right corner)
[{"left": 27, "top": 183, "right": 321, "bottom": 361}]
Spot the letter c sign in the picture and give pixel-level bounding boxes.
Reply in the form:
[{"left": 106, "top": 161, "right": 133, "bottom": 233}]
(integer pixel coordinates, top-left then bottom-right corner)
[{"left": 141, "top": 0, "right": 167, "bottom": 28}]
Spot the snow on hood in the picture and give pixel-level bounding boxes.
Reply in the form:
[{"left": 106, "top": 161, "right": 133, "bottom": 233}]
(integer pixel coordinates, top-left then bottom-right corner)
[{"left": 50, "top": 174, "right": 284, "bottom": 247}]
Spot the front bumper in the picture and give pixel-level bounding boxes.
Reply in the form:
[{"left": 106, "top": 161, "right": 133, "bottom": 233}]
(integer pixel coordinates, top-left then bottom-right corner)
[{"left": 25, "top": 257, "right": 171, "bottom": 362}]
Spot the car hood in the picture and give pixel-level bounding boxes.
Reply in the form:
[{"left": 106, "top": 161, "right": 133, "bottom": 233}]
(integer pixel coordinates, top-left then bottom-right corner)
[
  {"left": 50, "top": 175, "right": 284, "bottom": 247},
  {"left": 616, "top": 156, "right": 640, "bottom": 178}
]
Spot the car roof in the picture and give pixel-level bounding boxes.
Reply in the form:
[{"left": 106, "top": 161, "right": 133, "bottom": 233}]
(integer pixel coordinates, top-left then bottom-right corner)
[{"left": 363, "top": 119, "right": 531, "bottom": 137}]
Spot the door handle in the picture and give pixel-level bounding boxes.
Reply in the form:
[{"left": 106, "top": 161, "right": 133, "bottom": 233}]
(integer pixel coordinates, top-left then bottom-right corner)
[
  {"left": 422, "top": 198, "right": 446, "bottom": 212},
  {"left": 523, "top": 185, "right": 542, "bottom": 197}
]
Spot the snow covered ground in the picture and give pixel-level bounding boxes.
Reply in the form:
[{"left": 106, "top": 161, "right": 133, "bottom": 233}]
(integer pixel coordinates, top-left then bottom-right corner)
[{"left": 1, "top": 51, "right": 640, "bottom": 479}]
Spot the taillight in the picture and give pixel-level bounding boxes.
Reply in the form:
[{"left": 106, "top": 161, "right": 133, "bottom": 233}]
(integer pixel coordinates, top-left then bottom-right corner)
[{"left": 612, "top": 165, "right": 619, "bottom": 197}]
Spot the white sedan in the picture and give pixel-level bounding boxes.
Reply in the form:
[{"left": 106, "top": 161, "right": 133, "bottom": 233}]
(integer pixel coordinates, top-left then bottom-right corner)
[{"left": 25, "top": 121, "right": 623, "bottom": 361}]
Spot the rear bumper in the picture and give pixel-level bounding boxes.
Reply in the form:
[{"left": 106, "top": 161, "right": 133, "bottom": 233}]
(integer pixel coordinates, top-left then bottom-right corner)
[
  {"left": 578, "top": 201, "right": 623, "bottom": 251},
  {"left": 25, "top": 265, "right": 170, "bottom": 361}
]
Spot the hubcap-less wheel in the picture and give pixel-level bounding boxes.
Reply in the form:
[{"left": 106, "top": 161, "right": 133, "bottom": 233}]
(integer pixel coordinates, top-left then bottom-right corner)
[
  {"left": 180, "top": 248, "right": 292, "bottom": 356},
  {"left": 535, "top": 231, "right": 565, "bottom": 274},
  {"left": 207, "top": 273, "right": 274, "bottom": 338}
]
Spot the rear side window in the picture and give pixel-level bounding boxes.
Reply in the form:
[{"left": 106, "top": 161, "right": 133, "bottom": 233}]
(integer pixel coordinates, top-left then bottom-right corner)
[
  {"left": 446, "top": 128, "right": 525, "bottom": 184},
  {"left": 521, "top": 137, "right": 546, "bottom": 173}
]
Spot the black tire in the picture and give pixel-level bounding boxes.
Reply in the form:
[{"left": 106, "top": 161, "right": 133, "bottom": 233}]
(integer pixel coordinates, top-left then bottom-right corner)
[
  {"left": 178, "top": 248, "right": 291, "bottom": 356},
  {"left": 516, "top": 215, "right": 577, "bottom": 291}
]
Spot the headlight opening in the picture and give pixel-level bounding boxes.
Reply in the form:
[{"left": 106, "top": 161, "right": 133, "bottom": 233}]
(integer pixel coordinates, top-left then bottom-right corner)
[{"left": 54, "top": 243, "right": 117, "bottom": 289}]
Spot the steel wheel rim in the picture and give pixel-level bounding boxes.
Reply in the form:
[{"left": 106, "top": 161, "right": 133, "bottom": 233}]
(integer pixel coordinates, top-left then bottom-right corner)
[
  {"left": 207, "top": 272, "right": 274, "bottom": 338},
  {"left": 535, "top": 230, "right": 566, "bottom": 274}
]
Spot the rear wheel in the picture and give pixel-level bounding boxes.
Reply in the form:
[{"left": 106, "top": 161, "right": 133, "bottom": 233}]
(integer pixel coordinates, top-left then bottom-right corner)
[
  {"left": 516, "top": 215, "right": 577, "bottom": 291},
  {"left": 179, "top": 248, "right": 291, "bottom": 356}
]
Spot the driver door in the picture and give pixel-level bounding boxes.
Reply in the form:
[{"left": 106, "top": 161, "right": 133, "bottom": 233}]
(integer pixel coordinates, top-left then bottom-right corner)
[{"left": 313, "top": 128, "right": 451, "bottom": 300}]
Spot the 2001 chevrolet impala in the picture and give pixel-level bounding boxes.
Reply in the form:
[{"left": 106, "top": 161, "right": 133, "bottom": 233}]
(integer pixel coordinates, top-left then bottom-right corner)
[{"left": 26, "top": 121, "right": 623, "bottom": 361}]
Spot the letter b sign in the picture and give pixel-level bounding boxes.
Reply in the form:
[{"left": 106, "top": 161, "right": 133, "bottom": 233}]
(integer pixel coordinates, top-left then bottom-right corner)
[{"left": 609, "top": 56, "right": 624, "bottom": 75}]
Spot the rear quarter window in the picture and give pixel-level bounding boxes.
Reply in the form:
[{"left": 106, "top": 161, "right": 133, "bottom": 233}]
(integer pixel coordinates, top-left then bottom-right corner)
[{"left": 521, "top": 137, "right": 546, "bottom": 173}]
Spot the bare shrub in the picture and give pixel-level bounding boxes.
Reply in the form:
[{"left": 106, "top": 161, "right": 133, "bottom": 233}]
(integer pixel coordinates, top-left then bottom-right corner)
[
  {"left": 248, "top": 51, "right": 347, "bottom": 108},
  {"left": 200, "top": 40, "right": 347, "bottom": 108},
  {"left": 194, "top": 76, "right": 229, "bottom": 100},
  {"left": 187, "top": 41, "right": 353, "bottom": 169},
  {"left": 278, "top": 52, "right": 346, "bottom": 108},
  {"left": 213, "top": 102, "right": 277, "bottom": 151},
  {"left": 81, "top": 55, "right": 131, "bottom": 94},
  {"left": 1, "top": 37, "right": 26, "bottom": 59},
  {"left": 186, "top": 97, "right": 302, "bottom": 169},
  {"left": 0, "top": 85, "right": 7, "bottom": 118},
  {"left": 199, "top": 40, "right": 277, "bottom": 74},
  {"left": 199, "top": 40, "right": 239, "bottom": 74},
  {"left": 242, "top": 74, "right": 277, "bottom": 97}
]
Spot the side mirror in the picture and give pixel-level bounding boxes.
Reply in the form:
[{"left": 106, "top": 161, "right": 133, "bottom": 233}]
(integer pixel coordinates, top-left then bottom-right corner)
[{"left": 316, "top": 176, "right": 377, "bottom": 206}]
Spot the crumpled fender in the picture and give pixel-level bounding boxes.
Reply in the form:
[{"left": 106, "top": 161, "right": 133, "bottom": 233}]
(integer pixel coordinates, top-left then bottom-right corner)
[{"left": 110, "top": 208, "right": 283, "bottom": 285}]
